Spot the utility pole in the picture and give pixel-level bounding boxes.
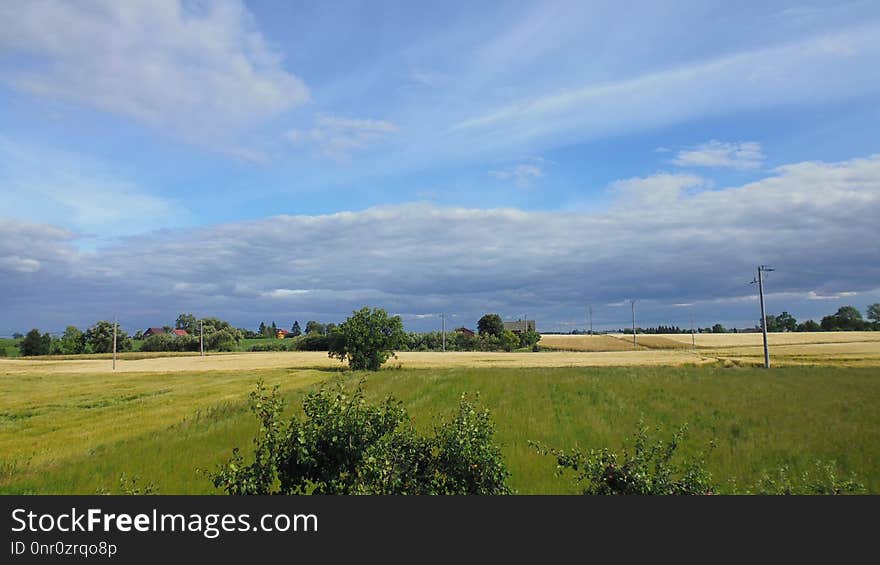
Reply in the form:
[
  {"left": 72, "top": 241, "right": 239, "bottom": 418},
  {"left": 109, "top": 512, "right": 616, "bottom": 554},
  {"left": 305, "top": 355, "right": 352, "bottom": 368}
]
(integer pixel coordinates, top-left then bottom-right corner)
[
  {"left": 112, "top": 315, "right": 117, "bottom": 371},
  {"left": 199, "top": 321, "right": 205, "bottom": 357},
  {"left": 441, "top": 313, "right": 446, "bottom": 352},
  {"left": 630, "top": 300, "right": 637, "bottom": 348},
  {"left": 751, "top": 265, "right": 774, "bottom": 368},
  {"left": 690, "top": 314, "right": 696, "bottom": 351},
  {"left": 589, "top": 306, "right": 593, "bottom": 336}
]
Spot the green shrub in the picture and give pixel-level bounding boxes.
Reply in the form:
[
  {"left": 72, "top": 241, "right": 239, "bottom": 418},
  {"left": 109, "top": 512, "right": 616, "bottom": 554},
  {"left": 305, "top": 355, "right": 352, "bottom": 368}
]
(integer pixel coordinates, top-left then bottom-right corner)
[
  {"left": 533, "top": 423, "right": 716, "bottom": 495},
  {"left": 211, "top": 379, "right": 511, "bottom": 495},
  {"left": 741, "top": 461, "right": 865, "bottom": 495}
]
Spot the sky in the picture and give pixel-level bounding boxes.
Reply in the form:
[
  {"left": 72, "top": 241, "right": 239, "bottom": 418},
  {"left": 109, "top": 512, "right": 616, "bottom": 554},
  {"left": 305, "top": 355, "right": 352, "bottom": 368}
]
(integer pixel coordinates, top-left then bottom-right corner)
[{"left": 1, "top": 0, "right": 880, "bottom": 334}]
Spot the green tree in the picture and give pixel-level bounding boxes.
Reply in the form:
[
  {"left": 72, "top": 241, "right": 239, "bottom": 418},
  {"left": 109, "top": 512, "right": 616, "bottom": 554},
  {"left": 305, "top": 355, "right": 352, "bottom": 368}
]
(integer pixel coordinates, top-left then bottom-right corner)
[
  {"left": 765, "top": 312, "right": 797, "bottom": 332},
  {"left": 518, "top": 329, "right": 541, "bottom": 351},
  {"left": 175, "top": 313, "right": 197, "bottom": 333},
  {"left": 210, "top": 379, "right": 510, "bottom": 495},
  {"left": 499, "top": 330, "right": 520, "bottom": 352},
  {"left": 305, "top": 320, "right": 325, "bottom": 335},
  {"left": 821, "top": 306, "right": 865, "bottom": 331},
  {"left": 328, "top": 307, "right": 405, "bottom": 371},
  {"left": 796, "top": 319, "right": 821, "bottom": 332},
  {"left": 867, "top": 303, "right": 880, "bottom": 324},
  {"left": 19, "top": 328, "right": 51, "bottom": 356},
  {"left": 258, "top": 322, "right": 269, "bottom": 337},
  {"left": 85, "top": 320, "right": 131, "bottom": 353},
  {"left": 197, "top": 317, "right": 242, "bottom": 350},
  {"left": 58, "top": 325, "right": 86, "bottom": 355},
  {"left": 291, "top": 321, "right": 302, "bottom": 337},
  {"left": 712, "top": 323, "right": 725, "bottom": 334},
  {"left": 477, "top": 313, "right": 504, "bottom": 337}
]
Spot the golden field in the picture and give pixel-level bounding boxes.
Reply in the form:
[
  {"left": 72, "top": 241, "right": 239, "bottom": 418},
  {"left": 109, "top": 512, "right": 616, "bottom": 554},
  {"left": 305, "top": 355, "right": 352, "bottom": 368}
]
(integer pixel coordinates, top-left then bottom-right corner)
[
  {"left": 538, "top": 332, "right": 880, "bottom": 366},
  {"left": 0, "top": 332, "right": 876, "bottom": 375},
  {"left": 0, "top": 349, "right": 712, "bottom": 375}
]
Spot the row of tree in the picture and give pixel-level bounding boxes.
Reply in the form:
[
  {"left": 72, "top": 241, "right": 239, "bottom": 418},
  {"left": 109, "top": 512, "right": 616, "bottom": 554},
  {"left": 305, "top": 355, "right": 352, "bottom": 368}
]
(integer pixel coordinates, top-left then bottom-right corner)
[
  {"left": 246, "top": 312, "right": 541, "bottom": 355},
  {"left": 17, "top": 314, "right": 245, "bottom": 356},
  {"left": 605, "top": 304, "right": 880, "bottom": 335},
  {"left": 140, "top": 316, "right": 242, "bottom": 352},
  {"left": 18, "top": 321, "right": 132, "bottom": 356},
  {"left": 249, "top": 320, "right": 337, "bottom": 339}
]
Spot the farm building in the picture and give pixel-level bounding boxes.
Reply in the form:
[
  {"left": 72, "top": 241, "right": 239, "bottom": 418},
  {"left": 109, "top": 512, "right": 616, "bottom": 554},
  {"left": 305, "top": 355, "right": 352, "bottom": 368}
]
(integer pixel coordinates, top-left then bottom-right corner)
[
  {"left": 504, "top": 320, "right": 536, "bottom": 334},
  {"left": 171, "top": 329, "right": 188, "bottom": 336},
  {"left": 455, "top": 327, "right": 475, "bottom": 337},
  {"left": 276, "top": 329, "right": 290, "bottom": 339}
]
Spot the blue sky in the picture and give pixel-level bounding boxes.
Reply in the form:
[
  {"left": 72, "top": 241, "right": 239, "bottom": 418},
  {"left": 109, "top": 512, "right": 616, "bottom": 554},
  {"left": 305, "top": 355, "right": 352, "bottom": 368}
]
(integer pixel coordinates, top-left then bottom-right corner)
[{"left": 1, "top": 0, "right": 880, "bottom": 334}]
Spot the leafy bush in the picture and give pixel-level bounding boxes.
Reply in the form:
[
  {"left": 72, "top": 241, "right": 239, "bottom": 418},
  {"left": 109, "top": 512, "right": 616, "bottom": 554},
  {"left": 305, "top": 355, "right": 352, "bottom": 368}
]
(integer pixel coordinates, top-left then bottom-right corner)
[
  {"left": 533, "top": 423, "right": 716, "bottom": 495},
  {"left": 294, "top": 332, "right": 337, "bottom": 351},
  {"left": 535, "top": 422, "right": 866, "bottom": 495},
  {"left": 140, "top": 333, "right": 199, "bottom": 352},
  {"left": 211, "top": 379, "right": 511, "bottom": 495},
  {"left": 741, "top": 461, "right": 865, "bottom": 495}
]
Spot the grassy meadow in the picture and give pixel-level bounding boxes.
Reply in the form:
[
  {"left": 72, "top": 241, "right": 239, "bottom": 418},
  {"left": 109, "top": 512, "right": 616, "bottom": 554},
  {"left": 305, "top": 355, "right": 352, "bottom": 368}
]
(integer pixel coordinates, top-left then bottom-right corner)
[{"left": 1, "top": 362, "right": 879, "bottom": 494}]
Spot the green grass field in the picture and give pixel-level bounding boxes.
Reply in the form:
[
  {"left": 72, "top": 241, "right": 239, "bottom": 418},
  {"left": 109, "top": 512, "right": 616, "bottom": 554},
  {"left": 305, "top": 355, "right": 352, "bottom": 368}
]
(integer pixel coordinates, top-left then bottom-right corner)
[{"left": 2, "top": 365, "right": 878, "bottom": 494}]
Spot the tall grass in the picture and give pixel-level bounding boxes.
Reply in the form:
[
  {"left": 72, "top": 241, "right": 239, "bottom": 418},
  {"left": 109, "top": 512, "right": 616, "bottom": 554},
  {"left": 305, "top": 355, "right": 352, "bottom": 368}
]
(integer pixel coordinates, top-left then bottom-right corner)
[{"left": 1, "top": 366, "right": 878, "bottom": 494}]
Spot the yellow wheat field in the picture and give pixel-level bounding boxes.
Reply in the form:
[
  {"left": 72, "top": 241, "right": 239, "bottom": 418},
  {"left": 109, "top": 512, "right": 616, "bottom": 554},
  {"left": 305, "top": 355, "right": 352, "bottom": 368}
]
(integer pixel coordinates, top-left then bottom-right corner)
[
  {"left": 0, "top": 349, "right": 714, "bottom": 375},
  {"left": 538, "top": 334, "right": 643, "bottom": 351},
  {"left": 656, "top": 331, "right": 880, "bottom": 348},
  {"left": 1, "top": 332, "right": 877, "bottom": 375}
]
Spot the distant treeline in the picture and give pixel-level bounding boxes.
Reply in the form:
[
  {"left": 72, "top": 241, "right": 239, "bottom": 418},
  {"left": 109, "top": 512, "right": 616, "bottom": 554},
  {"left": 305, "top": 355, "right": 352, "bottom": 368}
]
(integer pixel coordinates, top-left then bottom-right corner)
[
  {"left": 560, "top": 304, "right": 880, "bottom": 335},
  {"left": 7, "top": 312, "right": 542, "bottom": 357}
]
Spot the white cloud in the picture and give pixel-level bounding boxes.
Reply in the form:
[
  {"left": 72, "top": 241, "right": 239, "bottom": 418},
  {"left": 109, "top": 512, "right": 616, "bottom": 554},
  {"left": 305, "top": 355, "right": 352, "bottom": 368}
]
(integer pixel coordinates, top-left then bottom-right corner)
[
  {"left": 0, "top": 138, "right": 189, "bottom": 236},
  {"left": 489, "top": 163, "right": 544, "bottom": 187},
  {"left": 262, "top": 289, "right": 311, "bottom": 299},
  {"left": 610, "top": 172, "right": 706, "bottom": 206},
  {"left": 673, "top": 141, "right": 765, "bottom": 169},
  {"left": 0, "top": 256, "right": 41, "bottom": 274},
  {"left": 0, "top": 0, "right": 308, "bottom": 142},
  {"left": 286, "top": 114, "right": 399, "bottom": 159},
  {"left": 2, "top": 154, "right": 879, "bottom": 332}
]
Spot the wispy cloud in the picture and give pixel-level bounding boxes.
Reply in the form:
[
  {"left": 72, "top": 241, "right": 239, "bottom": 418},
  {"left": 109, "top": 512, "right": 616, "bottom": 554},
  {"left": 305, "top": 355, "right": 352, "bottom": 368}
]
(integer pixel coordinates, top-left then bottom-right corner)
[
  {"left": 448, "top": 26, "right": 880, "bottom": 151},
  {"left": 0, "top": 0, "right": 308, "bottom": 143},
  {"left": 0, "top": 138, "right": 189, "bottom": 236},
  {"left": 286, "top": 114, "right": 399, "bottom": 159},
  {"left": 672, "top": 141, "right": 765, "bottom": 170},
  {"left": 489, "top": 163, "right": 544, "bottom": 187}
]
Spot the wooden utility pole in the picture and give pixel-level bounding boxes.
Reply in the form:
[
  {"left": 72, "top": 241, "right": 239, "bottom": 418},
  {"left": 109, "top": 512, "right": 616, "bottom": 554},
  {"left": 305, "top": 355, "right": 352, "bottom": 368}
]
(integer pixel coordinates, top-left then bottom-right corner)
[
  {"left": 441, "top": 313, "right": 446, "bottom": 352},
  {"left": 589, "top": 306, "right": 593, "bottom": 336}
]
